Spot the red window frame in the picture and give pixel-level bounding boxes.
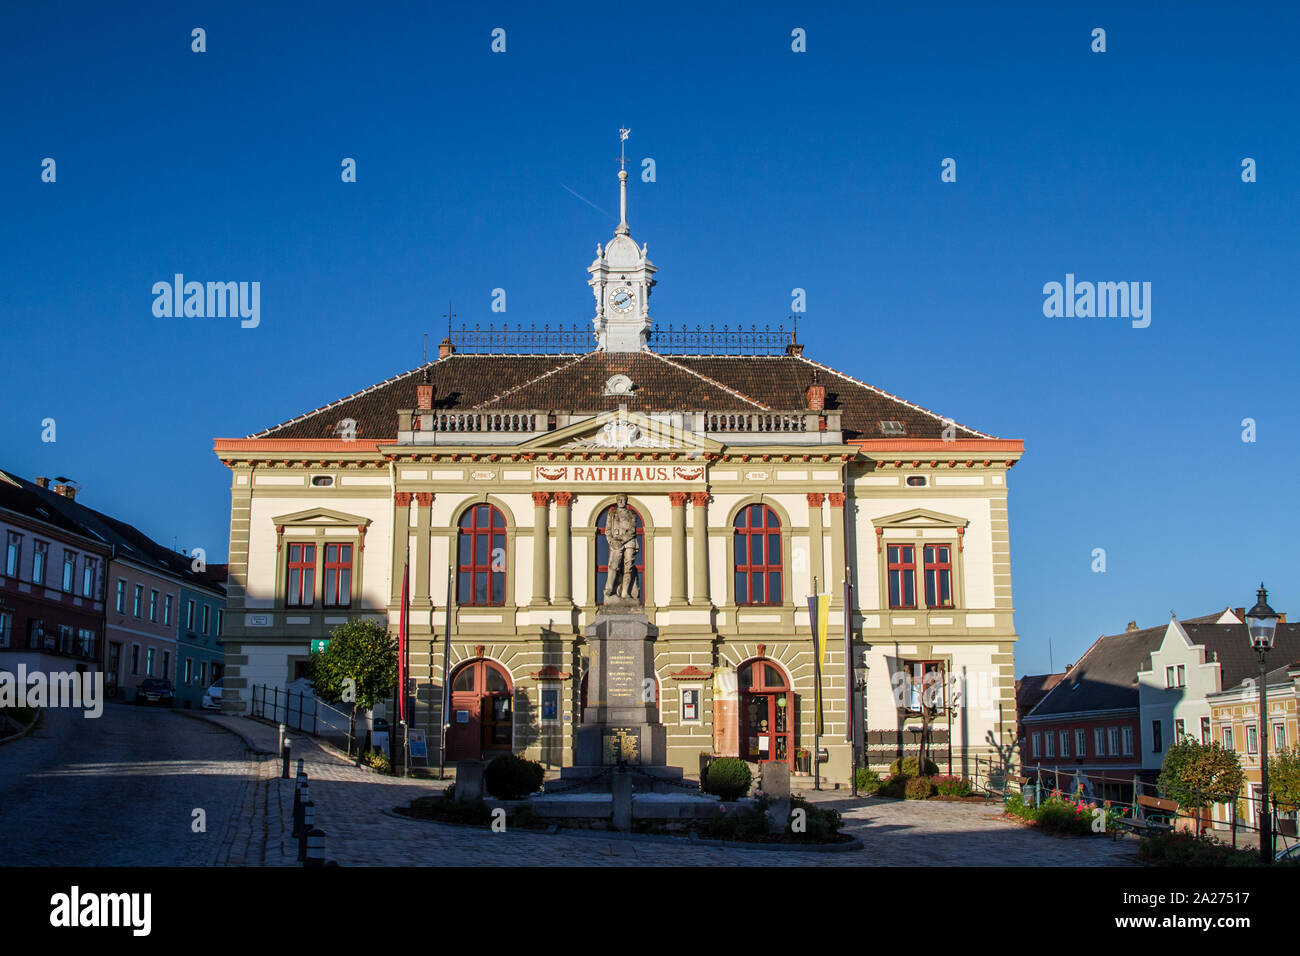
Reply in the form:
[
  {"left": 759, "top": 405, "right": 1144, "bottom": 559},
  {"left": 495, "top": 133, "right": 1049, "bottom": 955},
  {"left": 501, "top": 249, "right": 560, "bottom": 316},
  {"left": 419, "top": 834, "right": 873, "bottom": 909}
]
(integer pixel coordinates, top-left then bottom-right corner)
[
  {"left": 923, "top": 544, "right": 953, "bottom": 608},
  {"left": 286, "top": 543, "right": 316, "bottom": 607},
  {"left": 458, "top": 504, "right": 506, "bottom": 606},
  {"left": 733, "top": 504, "right": 782, "bottom": 606},
  {"left": 887, "top": 544, "right": 916, "bottom": 609},
  {"left": 323, "top": 543, "right": 353, "bottom": 608}
]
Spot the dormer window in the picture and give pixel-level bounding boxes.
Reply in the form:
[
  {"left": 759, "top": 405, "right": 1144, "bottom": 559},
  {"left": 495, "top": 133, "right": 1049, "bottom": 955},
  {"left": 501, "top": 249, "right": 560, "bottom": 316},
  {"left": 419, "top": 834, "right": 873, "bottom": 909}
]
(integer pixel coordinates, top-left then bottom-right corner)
[{"left": 879, "top": 421, "right": 907, "bottom": 437}]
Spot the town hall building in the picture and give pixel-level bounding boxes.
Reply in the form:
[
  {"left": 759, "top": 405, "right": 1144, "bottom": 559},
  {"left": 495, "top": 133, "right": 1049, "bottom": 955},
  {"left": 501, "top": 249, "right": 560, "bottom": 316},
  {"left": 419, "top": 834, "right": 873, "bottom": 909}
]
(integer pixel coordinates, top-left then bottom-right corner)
[{"left": 214, "top": 142, "right": 1024, "bottom": 785}]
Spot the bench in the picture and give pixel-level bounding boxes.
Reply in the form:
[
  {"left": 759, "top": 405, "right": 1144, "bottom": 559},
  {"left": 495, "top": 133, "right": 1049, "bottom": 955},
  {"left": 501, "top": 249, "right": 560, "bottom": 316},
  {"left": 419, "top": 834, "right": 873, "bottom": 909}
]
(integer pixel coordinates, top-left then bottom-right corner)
[{"left": 1114, "top": 794, "right": 1177, "bottom": 835}]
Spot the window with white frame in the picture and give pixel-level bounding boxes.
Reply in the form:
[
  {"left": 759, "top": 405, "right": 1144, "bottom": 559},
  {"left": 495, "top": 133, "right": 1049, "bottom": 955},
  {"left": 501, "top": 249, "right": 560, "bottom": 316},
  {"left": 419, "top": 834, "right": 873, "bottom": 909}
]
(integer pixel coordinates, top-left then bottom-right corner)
[
  {"left": 145, "top": 647, "right": 155, "bottom": 677},
  {"left": 1109, "top": 726, "right": 1121, "bottom": 755},
  {"left": 1223, "top": 726, "right": 1234, "bottom": 750},
  {"left": 33, "top": 540, "right": 48, "bottom": 586},
  {"left": 1276, "top": 723, "right": 1288, "bottom": 751},
  {"left": 1031, "top": 732, "right": 1041, "bottom": 758},
  {"left": 62, "top": 551, "right": 76, "bottom": 591},
  {"left": 1075, "top": 728, "right": 1087, "bottom": 757},
  {"left": 186, "top": 600, "right": 195, "bottom": 629},
  {"left": 149, "top": 589, "right": 158, "bottom": 622},
  {"left": 1247, "top": 724, "right": 1258, "bottom": 754},
  {"left": 133, "top": 584, "right": 143, "bottom": 617},
  {"left": 1201, "top": 716, "right": 1211, "bottom": 744},
  {"left": 0, "top": 611, "right": 11, "bottom": 648},
  {"left": 1174, "top": 718, "right": 1185, "bottom": 739},
  {"left": 1165, "top": 665, "right": 1176, "bottom": 688},
  {"left": 82, "top": 557, "right": 97, "bottom": 598},
  {"left": 116, "top": 579, "right": 126, "bottom": 613},
  {"left": 1122, "top": 726, "right": 1134, "bottom": 755},
  {"left": 201, "top": 605, "right": 210, "bottom": 634},
  {"left": 164, "top": 594, "right": 172, "bottom": 627},
  {"left": 4, "top": 532, "right": 20, "bottom": 577},
  {"left": 1094, "top": 727, "right": 1106, "bottom": 756},
  {"left": 1045, "top": 732, "right": 1055, "bottom": 758},
  {"left": 1059, "top": 730, "right": 1070, "bottom": 758}
]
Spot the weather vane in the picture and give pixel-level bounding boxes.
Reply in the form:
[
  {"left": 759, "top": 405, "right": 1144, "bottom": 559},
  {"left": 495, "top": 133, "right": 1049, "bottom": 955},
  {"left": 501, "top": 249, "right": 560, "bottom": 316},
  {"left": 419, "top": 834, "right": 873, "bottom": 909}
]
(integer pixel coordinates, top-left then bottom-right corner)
[{"left": 619, "top": 127, "right": 630, "bottom": 171}]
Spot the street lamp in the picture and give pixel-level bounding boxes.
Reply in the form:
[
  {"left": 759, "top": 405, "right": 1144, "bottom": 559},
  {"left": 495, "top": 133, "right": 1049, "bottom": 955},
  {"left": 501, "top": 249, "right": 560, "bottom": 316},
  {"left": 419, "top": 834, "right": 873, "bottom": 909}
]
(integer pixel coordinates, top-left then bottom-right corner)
[{"left": 1245, "top": 583, "right": 1278, "bottom": 864}]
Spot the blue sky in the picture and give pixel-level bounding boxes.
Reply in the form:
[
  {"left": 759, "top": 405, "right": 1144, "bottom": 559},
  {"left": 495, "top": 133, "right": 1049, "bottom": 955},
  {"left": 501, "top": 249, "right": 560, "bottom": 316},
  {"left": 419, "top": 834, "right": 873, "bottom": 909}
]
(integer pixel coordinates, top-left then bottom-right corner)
[{"left": 3, "top": 1, "right": 1298, "bottom": 674}]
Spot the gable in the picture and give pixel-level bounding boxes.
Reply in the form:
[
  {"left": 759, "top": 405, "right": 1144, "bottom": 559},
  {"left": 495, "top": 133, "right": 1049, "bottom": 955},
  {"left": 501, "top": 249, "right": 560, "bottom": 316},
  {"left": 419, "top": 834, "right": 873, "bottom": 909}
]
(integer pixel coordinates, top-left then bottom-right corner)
[
  {"left": 271, "top": 507, "right": 373, "bottom": 528},
  {"left": 520, "top": 409, "right": 724, "bottom": 454},
  {"left": 871, "top": 508, "right": 970, "bottom": 531}
]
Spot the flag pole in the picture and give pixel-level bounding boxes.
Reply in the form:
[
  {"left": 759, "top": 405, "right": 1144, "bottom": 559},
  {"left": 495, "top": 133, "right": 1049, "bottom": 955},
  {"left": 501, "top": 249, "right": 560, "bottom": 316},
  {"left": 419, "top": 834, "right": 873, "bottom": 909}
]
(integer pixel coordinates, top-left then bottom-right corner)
[
  {"left": 844, "top": 567, "right": 856, "bottom": 796},
  {"left": 400, "top": 541, "right": 410, "bottom": 777},
  {"left": 812, "top": 576, "right": 822, "bottom": 792},
  {"left": 438, "top": 564, "right": 453, "bottom": 780}
]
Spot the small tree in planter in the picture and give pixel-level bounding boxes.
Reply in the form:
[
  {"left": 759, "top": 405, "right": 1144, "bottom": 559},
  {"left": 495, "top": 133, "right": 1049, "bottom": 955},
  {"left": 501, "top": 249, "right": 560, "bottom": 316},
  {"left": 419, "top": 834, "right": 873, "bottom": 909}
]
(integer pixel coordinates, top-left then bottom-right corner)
[
  {"left": 308, "top": 619, "right": 398, "bottom": 756},
  {"left": 1158, "top": 736, "right": 1244, "bottom": 828}
]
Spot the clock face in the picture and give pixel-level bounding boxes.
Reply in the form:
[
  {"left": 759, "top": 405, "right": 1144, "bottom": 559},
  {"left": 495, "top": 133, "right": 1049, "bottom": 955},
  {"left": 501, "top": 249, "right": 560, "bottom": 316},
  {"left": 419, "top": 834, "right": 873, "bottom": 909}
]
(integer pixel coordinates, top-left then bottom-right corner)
[{"left": 610, "top": 288, "right": 635, "bottom": 313}]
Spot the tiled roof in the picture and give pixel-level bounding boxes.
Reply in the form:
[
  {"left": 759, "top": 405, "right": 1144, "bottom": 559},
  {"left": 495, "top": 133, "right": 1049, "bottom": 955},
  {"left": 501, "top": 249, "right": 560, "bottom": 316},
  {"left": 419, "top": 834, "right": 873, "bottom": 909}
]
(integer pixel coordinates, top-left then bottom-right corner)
[
  {"left": 1182, "top": 623, "right": 1300, "bottom": 692},
  {"left": 1027, "top": 626, "right": 1167, "bottom": 719},
  {"left": 248, "top": 350, "right": 993, "bottom": 441},
  {"left": 1017, "top": 673, "right": 1066, "bottom": 712},
  {"left": 0, "top": 470, "right": 212, "bottom": 586}
]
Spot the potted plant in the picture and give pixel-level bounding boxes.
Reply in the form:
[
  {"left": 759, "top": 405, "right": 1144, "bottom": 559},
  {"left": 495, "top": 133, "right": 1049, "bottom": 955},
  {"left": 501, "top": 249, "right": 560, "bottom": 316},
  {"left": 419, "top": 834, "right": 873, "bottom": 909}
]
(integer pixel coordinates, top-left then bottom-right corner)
[{"left": 795, "top": 748, "right": 811, "bottom": 774}]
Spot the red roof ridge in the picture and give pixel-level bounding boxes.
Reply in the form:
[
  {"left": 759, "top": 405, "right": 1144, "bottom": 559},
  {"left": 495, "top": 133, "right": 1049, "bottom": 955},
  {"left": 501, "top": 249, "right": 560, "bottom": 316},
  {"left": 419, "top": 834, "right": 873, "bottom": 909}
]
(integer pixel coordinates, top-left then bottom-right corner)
[
  {"left": 649, "top": 351, "right": 767, "bottom": 409},
  {"left": 474, "top": 352, "right": 594, "bottom": 408},
  {"left": 792, "top": 354, "right": 996, "bottom": 440}
]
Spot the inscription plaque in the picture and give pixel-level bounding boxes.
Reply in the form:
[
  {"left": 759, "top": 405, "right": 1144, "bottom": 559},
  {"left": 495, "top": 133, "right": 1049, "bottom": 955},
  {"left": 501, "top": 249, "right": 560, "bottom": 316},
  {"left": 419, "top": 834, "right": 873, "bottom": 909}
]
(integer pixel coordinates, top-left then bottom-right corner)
[{"left": 603, "top": 726, "right": 641, "bottom": 765}]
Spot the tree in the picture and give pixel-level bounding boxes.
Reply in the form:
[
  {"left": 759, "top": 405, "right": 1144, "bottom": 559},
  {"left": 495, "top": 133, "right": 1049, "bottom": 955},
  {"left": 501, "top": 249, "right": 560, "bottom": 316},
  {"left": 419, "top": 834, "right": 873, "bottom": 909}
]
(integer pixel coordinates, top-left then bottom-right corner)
[
  {"left": 1158, "top": 735, "right": 1245, "bottom": 809},
  {"left": 1269, "top": 746, "right": 1300, "bottom": 813},
  {"left": 308, "top": 619, "right": 398, "bottom": 754}
]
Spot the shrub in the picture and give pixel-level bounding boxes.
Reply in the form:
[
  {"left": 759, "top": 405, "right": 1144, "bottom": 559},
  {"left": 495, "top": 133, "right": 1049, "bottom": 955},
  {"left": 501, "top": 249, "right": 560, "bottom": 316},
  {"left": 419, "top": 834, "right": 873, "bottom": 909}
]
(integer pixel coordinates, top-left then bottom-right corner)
[
  {"left": 362, "top": 749, "right": 392, "bottom": 773},
  {"left": 905, "top": 776, "right": 934, "bottom": 800},
  {"left": 878, "top": 774, "right": 910, "bottom": 799},
  {"left": 703, "top": 757, "right": 753, "bottom": 800},
  {"left": 483, "top": 753, "right": 545, "bottom": 799},
  {"left": 1138, "top": 829, "right": 1285, "bottom": 867},
  {"left": 933, "top": 775, "right": 974, "bottom": 797},
  {"left": 1006, "top": 790, "right": 1099, "bottom": 836},
  {"left": 889, "top": 756, "right": 939, "bottom": 777},
  {"left": 789, "top": 795, "right": 843, "bottom": 841},
  {"left": 1158, "top": 737, "right": 1244, "bottom": 809},
  {"left": 703, "top": 804, "right": 769, "bottom": 841},
  {"left": 855, "top": 768, "right": 883, "bottom": 795}
]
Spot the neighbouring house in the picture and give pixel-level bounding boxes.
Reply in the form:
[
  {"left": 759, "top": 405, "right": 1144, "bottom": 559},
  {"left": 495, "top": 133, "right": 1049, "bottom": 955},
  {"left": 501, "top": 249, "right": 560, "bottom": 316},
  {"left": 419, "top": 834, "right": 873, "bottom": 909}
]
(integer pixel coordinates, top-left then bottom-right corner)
[
  {"left": 176, "top": 565, "right": 228, "bottom": 709},
  {"left": 0, "top": 473, "right": 110, "bottom": 679},
  {"left": 1015, "top": 670, "right": 1066, "bottom": 754},
  {"left": 4, "top": 471, "right": 223, "bottom": 702},
  {"left": 1207, "top": 657, "right": 1300, "bottom": 830}
]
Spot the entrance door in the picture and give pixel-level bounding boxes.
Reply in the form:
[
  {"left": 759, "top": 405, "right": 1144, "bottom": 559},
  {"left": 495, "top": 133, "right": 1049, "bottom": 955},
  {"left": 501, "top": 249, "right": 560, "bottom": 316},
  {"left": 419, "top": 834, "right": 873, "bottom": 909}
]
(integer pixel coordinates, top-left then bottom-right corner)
[
  {"left": 107, "top": 643, "right": 122, "bottom": 696},
  {"left": 446, "top": 659, "right": 513, "bottom": 760},
  {"left": 739, "top": 659, "right": 792, "bottom": 766}
]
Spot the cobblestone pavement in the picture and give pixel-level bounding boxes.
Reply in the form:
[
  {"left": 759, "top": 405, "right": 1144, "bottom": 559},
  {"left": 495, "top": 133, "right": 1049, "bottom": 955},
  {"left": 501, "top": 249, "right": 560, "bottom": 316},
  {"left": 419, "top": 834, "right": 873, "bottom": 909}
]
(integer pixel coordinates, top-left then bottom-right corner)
[
  {"left": 203, "top": 713, "right": 1141, "bottom": 866},
  {"left": 0, "top": 701, "right": 250, "bottom": 866}
]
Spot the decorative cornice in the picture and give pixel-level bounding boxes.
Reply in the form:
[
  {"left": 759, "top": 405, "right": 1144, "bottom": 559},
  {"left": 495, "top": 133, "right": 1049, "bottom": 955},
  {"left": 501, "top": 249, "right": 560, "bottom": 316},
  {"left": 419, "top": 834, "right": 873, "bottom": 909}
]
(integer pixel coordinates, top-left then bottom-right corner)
[
  {"left": 668, "top": 665, "right": 713, "bottom": 681},
  {"left": 529, "top": 665, "right": 572, "bottom": 681}
]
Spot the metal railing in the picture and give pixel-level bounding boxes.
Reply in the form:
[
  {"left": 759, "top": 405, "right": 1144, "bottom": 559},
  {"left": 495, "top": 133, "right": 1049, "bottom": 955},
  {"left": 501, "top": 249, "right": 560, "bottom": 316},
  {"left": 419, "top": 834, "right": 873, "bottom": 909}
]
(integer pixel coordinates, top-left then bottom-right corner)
[{"left": 249, "top": 684, "right": 359, "bottom": 756}]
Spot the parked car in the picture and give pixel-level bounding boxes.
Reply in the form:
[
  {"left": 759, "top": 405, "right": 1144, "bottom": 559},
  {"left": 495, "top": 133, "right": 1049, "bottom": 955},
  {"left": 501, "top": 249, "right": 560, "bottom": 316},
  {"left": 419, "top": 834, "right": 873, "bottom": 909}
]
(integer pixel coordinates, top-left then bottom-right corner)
[
  {"left": 1276, "top": 842, "right": 1300, "bottom": 863},
  {"left": 136, "top": 678, "right": 174, "bottom": 707},
  {"left": 201, "top": 677, "right": 224, "bottom": 711}
]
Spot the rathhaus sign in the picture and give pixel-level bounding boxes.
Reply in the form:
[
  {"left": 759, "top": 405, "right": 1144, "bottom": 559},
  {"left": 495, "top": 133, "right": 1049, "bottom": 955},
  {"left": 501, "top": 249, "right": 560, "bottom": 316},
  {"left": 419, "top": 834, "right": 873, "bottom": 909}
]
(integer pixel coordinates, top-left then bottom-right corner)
[{"left": 533, "top": 464, "right": 706, "bottom": 484}]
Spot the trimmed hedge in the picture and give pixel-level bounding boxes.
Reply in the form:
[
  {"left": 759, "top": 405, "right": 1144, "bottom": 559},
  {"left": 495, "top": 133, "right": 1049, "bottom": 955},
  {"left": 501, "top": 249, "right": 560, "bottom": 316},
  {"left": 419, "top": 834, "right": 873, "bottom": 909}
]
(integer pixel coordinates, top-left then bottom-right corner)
[
  {"left": 905, "top": 776, "right": 935, "bottom": 800},
  {"left": 703, "top": 757, "right": 753, "bottom": 800},
  {"left": 889, "top": 756, "right": 940, "bottom": 777},
  {"left": 855, "top": 768, "right": 883, "bottom": 795},
  {"left": 483, "top": 754, "right": 545, "bottom": 799}
]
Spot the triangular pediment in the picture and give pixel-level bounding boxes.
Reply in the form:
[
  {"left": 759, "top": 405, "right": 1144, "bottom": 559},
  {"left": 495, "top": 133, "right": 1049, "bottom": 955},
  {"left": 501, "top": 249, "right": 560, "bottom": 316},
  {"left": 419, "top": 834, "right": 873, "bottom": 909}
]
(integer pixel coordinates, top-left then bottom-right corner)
[
  {"left": 871, "top": 508, "right": 969, "bottom": 530},
  {"left": 272, "top": 507, "right": 372, "bottom": 528},
  {"left": 520, "top": 410, "right": 723, "bottom": 454}
]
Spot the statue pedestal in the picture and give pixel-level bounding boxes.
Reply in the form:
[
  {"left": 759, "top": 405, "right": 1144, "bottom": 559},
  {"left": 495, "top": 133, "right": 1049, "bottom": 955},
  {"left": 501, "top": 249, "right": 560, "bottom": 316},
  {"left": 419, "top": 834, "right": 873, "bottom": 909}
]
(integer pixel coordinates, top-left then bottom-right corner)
[{"left": 574, "top": 605, "right": 668, "bottom": 767}]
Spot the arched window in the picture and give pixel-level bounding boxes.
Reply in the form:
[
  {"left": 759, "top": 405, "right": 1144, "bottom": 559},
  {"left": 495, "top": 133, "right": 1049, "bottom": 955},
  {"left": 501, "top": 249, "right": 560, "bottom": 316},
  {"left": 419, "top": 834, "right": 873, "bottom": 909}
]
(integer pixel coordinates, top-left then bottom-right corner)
[
  {"left": 457, "top": 504, "right": 506, "bottom": 606},
  {"left": 733, "top": 504, "right": 782, "bottom": 605},
  {"left": 596, "top": 503, "right": 644, "bottom": 605}
]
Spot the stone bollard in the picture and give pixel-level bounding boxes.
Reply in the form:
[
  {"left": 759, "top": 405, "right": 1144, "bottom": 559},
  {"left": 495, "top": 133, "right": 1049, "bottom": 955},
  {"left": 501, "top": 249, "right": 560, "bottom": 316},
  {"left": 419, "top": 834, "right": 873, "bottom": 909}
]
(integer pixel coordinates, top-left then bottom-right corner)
[
  {"left": 303, "top": 827, "right": 325, "bottom": 868},
  {"left": 612, "top": 766, "right": 633, "bottom": 833},
  {"left": 293, "top": 780, "right": 309, "bottom": 838},
  {"left": 761, "top": 761, "right": 792, "bottom": 834},
  {"left": 278, "top": 722, "right": 286, "bottom": 756},
  {"left": 298, "top": 800, "right": 315, "bottom": 862},
  {"left": 282, "top": 737, "right": 292, "bottom": 779}
]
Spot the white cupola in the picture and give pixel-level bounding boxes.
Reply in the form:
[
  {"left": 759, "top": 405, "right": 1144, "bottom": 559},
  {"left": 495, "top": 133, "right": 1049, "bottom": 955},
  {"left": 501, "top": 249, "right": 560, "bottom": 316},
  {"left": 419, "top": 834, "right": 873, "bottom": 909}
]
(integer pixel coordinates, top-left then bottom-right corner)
[{"left": 589, "top": 128, "right": 657, "bottom": 352}]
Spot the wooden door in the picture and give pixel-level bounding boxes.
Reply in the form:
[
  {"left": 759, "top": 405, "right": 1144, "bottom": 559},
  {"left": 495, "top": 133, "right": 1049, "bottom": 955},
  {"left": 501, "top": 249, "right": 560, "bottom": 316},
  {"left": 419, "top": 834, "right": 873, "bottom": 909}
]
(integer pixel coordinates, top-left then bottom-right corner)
[{"left": 446, "top": 659, "right": 513, "bottom": 760}]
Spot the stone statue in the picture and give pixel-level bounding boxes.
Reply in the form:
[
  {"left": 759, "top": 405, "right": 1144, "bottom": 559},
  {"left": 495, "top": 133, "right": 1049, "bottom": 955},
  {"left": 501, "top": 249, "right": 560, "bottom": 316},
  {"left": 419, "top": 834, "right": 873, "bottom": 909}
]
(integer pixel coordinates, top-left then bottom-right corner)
[{"left": 603, "top": 493, "right": 639, "bottom": 603}]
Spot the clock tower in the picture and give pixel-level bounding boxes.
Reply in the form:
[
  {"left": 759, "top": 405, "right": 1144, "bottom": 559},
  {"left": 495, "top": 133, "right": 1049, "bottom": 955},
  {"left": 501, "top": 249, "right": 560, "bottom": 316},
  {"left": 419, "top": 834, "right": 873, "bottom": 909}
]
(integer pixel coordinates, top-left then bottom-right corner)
[{"left": 589, "top": 128, "right": 657, "bottom": 352}]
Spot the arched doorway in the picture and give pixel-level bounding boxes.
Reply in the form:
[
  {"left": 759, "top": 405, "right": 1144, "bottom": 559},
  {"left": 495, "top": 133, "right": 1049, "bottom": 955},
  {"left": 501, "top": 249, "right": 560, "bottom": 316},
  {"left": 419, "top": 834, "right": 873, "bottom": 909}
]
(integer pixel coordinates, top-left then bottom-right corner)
[
  {"left": 446, "top": 658, "right": 513, "bottom": 760},
  {"left": 739, "top": 658, "right": 793, "bottom": 766}
]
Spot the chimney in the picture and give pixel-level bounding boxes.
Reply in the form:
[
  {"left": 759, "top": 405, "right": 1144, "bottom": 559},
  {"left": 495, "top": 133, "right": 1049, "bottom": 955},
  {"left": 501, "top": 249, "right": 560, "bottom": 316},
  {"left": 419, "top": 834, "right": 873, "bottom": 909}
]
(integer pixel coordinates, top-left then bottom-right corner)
[
  {"left": 805, "top": 372, "right": 825, "bottom": 411},
  {"left": 34, "top": 476, "right": 49, "bottom": 489},
  {"left": 416, "top": 368, "right": 435, "bottom": 410},
  {"left": 1126, "top": 620, "right": 1138, "bottom": 632},
  {"left": 438, "top": 337, "right": 455, "bottom": 359}
]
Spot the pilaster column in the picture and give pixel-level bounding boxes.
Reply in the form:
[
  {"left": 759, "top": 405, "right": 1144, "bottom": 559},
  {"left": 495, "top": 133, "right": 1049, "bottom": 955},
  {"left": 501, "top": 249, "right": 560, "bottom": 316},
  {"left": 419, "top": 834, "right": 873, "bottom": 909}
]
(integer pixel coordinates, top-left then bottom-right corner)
[
  {"left": 828, "top": 492, "right": 846, "bottom": 606},
  {"left": 691, "top": 492, "right": 710, "bottom": 605},
  {"left": 391, "top": 492, "right": 412, "bottom": 605},
  {"left": 414, "top": 493, "right": 434, "bottom": 608},
  {"left": 668, "top": 492, "right": 688, "bottom": 604},
  {"left": 806, "top": 492, "right": 825, "bottom": 593},
  {"left": 553, "top": 492, "right": 573, "bottom": 606},
  {"left": 531, "top": 492, "right": 551, "bottom": 606}
]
